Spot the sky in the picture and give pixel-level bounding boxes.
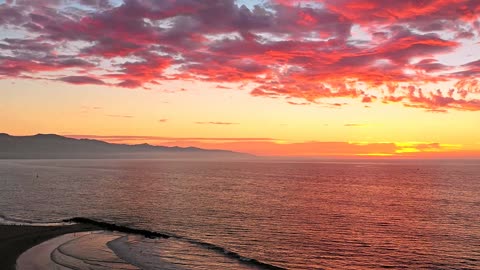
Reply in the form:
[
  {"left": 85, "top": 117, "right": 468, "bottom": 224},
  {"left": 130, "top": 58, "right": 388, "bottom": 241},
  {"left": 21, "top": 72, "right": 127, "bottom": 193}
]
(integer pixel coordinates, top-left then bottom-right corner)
[{"left": 1, "top": 0, "right": 480, "bottom": 157}]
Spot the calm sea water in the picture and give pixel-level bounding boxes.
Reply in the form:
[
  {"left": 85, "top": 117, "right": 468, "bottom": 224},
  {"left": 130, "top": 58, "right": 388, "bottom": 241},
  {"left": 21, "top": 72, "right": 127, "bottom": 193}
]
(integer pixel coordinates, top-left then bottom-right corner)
[{"left": 1, "top": 159, "right": 479, "bottom": 269}]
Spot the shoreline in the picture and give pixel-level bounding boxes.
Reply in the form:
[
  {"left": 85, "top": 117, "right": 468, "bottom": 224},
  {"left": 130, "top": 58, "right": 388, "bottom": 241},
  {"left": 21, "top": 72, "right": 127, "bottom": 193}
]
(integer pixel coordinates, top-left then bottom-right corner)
[{"left": 0, "top": 224, "right": 99, "bottom": 270}]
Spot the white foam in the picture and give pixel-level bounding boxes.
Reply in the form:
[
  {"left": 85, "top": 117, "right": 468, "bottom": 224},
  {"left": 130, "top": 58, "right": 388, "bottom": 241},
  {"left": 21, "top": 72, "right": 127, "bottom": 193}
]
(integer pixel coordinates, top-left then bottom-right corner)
[
  {"left": 16, "top": 231, "right": 139, "bottom": 270},
  {"left": 108, "top": 235, "right": 262, "bottom": 269},
  {"left": 0, "top": 215, "right": 70, "bottom": 227},
  {"left": 17, "top": 232, "right": 92, "bottom": 269}
]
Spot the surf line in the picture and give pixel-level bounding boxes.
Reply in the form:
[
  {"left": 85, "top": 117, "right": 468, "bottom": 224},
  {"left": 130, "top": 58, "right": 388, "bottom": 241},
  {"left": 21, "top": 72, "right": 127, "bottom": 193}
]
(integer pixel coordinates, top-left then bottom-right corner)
[{"left": 64, "top": 217, "right": 287, "bottom": 270}]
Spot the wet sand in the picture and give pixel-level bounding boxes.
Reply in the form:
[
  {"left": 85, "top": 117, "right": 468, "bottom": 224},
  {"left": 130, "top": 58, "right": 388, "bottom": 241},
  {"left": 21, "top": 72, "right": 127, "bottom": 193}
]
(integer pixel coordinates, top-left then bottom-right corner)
[{"left": 0, "top": 224, "right": 98, "bottom": 270}]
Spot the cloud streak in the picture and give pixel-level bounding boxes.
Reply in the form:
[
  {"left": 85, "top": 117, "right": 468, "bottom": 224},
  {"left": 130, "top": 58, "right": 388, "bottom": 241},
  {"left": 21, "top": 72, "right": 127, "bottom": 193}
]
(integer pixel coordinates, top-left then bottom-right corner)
[
  {"left": 106, "top": 114, "right": 133, "bottom": 118},
  {"left": 66, "top": 134, "right": 274, "bottom": 142},
  {"left": 0, "top": 0, "right": 479, "bottom": 111},
  {"left": 344, "top": 124, "right": 366, "bottom": 127},
  {"left": 195, "top": 121, "right": 239, "bottom": 125},
  {"left": 59, "top": 76, "right": 106, "bottom": 85}
]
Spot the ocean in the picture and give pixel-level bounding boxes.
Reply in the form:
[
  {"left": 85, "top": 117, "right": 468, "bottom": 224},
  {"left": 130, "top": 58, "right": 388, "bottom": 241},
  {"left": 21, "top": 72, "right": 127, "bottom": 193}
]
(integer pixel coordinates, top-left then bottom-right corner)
[{"left": 1, "top": 159, "right": 479, "bottom": 269}]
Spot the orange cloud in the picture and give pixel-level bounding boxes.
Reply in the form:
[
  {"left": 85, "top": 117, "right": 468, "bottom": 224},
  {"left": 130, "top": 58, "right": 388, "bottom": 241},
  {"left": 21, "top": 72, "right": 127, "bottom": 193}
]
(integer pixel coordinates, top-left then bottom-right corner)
[{"left": 64, "top": 135, "right": 479, "bottom": 158}]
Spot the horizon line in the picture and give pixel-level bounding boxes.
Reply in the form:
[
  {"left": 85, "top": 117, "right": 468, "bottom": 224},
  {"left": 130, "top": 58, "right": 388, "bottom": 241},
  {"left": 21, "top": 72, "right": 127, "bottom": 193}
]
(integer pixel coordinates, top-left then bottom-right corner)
[{"left": 2, "top": 132, "right": 480, "bottom": 159}]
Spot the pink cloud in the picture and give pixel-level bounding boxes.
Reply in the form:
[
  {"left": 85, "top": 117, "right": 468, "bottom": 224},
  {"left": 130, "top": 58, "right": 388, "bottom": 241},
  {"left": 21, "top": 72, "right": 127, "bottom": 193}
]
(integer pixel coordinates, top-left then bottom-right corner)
[{"left": 0, "top": 0, "right": 479, "bottom": 111}]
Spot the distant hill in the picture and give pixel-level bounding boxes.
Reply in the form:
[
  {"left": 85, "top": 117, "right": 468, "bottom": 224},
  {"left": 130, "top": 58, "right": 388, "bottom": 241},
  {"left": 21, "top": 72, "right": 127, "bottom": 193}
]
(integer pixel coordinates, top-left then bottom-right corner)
[{"left": 0, "top": 133, "right": 252, "bottom": 159}]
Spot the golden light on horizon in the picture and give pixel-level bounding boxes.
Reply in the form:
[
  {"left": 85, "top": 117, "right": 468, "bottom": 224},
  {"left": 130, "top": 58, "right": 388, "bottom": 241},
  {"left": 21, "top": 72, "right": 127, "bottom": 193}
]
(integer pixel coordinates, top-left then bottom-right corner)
[{"left": 0, "top": 0, "right": 479, "bottom": 158}]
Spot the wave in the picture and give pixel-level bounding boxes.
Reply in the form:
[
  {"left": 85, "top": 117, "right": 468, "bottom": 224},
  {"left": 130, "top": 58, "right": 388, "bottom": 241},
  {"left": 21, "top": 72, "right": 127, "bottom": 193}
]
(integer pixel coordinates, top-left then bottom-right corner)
[
  {"left": 51, "top": 233, "right": 135, "bottom": 270},
  {"left": 63, "top": 217, "right": 286, "bottom": 270},
  {"left": 0, "top": 213, "right": 70, "bottom": 226}
]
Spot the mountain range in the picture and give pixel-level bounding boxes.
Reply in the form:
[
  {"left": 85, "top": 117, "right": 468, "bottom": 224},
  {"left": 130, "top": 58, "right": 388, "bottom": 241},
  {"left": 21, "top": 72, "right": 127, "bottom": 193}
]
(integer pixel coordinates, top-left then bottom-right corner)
[{"left": 0, "top": 133, "right": 251, "bottom": 159}]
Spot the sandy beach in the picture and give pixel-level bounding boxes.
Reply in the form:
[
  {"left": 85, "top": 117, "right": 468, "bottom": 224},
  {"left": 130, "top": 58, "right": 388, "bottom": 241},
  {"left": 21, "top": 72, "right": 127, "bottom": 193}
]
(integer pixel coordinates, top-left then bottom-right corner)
[{"left": 0, "top": 224, "right": 98, "bottom": 270}]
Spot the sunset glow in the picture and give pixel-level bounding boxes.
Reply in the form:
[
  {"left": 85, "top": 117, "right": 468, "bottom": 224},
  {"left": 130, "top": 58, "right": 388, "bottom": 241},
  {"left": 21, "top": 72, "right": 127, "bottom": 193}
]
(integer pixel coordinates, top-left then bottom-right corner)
[{"left": 1, "top": 0, "right": 480, "bottom": 157}]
